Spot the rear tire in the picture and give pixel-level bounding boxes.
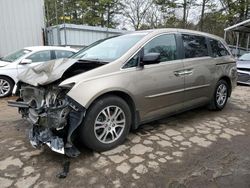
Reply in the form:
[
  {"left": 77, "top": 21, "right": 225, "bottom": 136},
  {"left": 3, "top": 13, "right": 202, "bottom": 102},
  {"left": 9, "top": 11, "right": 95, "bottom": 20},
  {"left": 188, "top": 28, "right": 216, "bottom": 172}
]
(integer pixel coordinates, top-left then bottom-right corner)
[
  {"left": 208, "top": 80, "right": 229, "bottom": 110},
  {"left": 80, "top": 95, "right": 131, "bottom": 152},
  {"left": 0, "top": 76, "right": 14, "bottom": 98}
]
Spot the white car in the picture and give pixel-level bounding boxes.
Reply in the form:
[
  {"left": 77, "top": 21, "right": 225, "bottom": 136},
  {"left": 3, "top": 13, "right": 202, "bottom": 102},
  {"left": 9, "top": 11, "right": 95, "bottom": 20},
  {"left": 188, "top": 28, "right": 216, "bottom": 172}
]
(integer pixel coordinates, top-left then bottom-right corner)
[{"left": 0, "top": 46, "right": 77, "bottom": 97}]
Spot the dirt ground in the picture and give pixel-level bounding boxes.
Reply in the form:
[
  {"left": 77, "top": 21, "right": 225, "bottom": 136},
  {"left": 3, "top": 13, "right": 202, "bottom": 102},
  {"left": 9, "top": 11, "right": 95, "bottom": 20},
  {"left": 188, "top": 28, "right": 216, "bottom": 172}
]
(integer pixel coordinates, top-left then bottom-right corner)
[{"left": 0, "top": 86, "right": 250, "bottom": 188}]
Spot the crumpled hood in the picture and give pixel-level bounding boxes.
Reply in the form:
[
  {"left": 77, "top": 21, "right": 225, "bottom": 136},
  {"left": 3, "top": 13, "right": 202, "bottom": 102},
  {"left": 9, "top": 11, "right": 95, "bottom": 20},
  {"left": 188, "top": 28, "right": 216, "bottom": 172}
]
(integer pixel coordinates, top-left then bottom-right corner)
[
  {"left": 0, "top": 60, "right": 10, "bottom": 67},
  {"left": 237, "top": 60, "right": 250, "bottom": 69},
  {"left": 18, "top": 58, "right": 77, "bottom": 86}
]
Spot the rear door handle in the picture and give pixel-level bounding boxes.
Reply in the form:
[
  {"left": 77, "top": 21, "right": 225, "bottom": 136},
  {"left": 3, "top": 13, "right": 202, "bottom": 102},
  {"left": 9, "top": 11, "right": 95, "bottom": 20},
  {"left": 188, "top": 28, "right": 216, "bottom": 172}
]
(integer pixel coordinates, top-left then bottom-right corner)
[{"left": 174, "top": 69, "right": 193, "bottom": 76}]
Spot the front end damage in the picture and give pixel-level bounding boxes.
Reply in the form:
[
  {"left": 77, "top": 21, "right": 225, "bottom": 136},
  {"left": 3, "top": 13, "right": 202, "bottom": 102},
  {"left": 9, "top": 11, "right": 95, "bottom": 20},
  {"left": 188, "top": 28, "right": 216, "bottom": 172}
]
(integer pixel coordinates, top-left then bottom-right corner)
[{"left": 8, "top": 84, "right": 85, "bottom": 157}]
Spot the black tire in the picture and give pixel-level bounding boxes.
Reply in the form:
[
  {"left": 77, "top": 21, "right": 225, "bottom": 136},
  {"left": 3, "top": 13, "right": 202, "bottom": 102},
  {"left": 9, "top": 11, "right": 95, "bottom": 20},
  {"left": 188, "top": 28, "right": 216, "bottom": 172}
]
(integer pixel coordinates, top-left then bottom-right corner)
[
  {"left": 0, "top": 76, "right": 14, "bottom": 98},
  {"left": 208, "top": 79, "right": 229, "bottom": 111},
  {"left": 80, "top": 95, "right": 132, "bottom": 152}
]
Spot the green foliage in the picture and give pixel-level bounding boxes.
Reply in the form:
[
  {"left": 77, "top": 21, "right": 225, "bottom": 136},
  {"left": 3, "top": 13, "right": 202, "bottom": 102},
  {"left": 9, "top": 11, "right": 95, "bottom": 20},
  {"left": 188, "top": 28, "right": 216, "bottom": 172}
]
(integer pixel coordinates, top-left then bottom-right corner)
[
  {"left": 45, "top": 0, "right": 121, "bottom": 28},
  {"left": 198, "top": 12, "right": 228, "bottom": 36}
]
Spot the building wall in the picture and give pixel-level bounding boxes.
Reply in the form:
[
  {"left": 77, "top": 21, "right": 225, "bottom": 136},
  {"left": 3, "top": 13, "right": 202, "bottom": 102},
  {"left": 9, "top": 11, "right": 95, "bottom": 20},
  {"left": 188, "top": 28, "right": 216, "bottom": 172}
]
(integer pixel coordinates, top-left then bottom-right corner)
[
  {"left": 47, "top": 24, "right": 126, "bottom": 48},
  {"left": 0, "top": 0, "right": 45, "bottom": 56}
]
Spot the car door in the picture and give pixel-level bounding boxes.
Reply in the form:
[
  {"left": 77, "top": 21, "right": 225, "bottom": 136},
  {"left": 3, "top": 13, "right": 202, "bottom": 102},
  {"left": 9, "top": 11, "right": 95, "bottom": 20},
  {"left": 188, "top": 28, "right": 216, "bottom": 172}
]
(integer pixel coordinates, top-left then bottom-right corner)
[
  {"left": 17, "top": 50, "right": 53, "bottom": 75},
  {"left": 128, "top": 33, "right": 185, "bottom": 121},
  {"left": 181, "top": 33, "right": 215, "bottom": 108}
]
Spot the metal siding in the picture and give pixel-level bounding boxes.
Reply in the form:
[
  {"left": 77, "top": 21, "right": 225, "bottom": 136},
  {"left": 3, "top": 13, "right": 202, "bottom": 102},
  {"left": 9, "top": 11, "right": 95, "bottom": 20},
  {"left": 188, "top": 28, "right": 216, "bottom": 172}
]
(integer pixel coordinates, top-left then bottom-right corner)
[
  {"left": 48, "top": 24, "right": 125, "bottom": 47},
  {"left": 0, "top": 0, "right": 45, "bottom": 56}
]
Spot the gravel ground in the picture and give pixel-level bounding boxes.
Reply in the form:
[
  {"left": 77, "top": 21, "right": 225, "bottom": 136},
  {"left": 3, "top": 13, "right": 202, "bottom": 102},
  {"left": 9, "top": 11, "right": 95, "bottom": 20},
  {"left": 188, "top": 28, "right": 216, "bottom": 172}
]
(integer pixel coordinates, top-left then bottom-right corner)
[{"left": 0, "top": 86, "right": 249, "bottom": 188}]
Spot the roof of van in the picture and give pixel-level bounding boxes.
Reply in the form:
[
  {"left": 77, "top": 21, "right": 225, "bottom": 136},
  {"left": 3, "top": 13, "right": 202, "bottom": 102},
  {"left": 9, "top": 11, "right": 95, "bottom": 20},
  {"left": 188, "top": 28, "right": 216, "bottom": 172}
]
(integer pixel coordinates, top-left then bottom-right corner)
[{"left": 131, "top": 28, "right": 224, "bottom": 41}]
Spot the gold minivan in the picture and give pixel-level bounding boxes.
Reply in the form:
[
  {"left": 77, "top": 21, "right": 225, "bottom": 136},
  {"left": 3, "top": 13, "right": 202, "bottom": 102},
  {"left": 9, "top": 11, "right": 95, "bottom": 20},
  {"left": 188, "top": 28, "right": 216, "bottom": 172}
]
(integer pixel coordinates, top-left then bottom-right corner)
[{"left": 9, "top": 29, "right": 237, "bottom": 157}]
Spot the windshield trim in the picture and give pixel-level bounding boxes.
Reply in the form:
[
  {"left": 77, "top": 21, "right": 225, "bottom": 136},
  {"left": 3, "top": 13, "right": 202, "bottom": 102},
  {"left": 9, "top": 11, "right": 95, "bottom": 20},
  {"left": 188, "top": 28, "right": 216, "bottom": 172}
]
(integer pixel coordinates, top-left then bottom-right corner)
[{"left": 71, "top": 33, "right": 147, "bottom": 63}]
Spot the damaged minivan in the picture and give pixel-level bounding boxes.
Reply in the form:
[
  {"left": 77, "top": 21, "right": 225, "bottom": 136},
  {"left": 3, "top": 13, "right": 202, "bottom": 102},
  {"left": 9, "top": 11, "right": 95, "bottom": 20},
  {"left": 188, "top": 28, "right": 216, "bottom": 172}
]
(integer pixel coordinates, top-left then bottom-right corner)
[{"left": 8, "top": 29, "right": 237, "bottom": 157}]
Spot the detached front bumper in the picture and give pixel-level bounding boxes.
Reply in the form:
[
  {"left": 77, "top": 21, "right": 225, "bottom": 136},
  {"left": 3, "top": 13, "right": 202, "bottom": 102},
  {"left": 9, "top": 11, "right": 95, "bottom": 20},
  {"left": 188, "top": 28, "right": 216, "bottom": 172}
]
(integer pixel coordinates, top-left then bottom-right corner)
[{"left": 8, "top": 96, "right": 85, "bottom": 157}]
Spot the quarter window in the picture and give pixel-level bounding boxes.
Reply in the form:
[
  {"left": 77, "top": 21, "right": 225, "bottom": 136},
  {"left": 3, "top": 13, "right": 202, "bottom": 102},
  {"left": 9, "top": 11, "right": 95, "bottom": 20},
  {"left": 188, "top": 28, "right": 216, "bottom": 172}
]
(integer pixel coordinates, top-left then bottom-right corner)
[
  {"left": 209, "top": 39, "right": 230, "bottom": 57},
  {"left": 27, "top": 51, "right": 52, "bottom": 63},
  {"left": 123, "top": 53, "right": 140, "bottom": 68},
  {"left": 182, "top": 34, "right": 208, "bottom": 58},
  {"left": 55, "top": 50, "right": 74, "bottom": 59}
]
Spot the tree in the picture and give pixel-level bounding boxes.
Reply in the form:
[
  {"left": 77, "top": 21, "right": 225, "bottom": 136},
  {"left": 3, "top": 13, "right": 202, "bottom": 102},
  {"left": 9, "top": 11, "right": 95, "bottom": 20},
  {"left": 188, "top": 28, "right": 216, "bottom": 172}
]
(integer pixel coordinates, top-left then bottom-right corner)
[
  {"left": 45, "top": 0, "right": 122, "bottom": 28},
  {"left": 121, "top": 0, "right": 153, "bottom": 30},
  {"left": 198, "top": 11, "right": 227, "bottom": 36},
  {"left": 155, "top": 0, "right": 196, "bottom": 29}
]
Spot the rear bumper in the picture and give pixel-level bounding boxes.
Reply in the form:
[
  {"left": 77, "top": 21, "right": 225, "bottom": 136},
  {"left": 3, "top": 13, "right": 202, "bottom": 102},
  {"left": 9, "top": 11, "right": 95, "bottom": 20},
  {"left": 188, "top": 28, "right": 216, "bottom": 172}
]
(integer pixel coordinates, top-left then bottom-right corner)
[{"left": 237, "top": 70, "right": 250, "bottom": 85}]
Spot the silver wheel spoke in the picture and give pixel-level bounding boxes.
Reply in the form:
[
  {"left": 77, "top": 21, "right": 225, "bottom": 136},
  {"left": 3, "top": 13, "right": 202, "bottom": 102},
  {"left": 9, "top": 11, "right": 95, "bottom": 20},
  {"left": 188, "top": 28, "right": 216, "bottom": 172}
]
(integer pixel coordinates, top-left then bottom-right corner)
[
  {"left": 112, "top": 108, "right": 121, "bottom": 119},
  {"left": 102, "top": 109, "right": 109, "bottom": 120},
  {"left": 95, "top": 125, "right": 106, "bottom": 130},
  {"left": 114, "top": 124, "right": 124, "bottom": 129},
  {"left": 98, "top": 128, "right": 108, "bottom": 140},
  {"left": 95, "top": 120, "right": 105, "bottom": 125},
  {"left": 112, "top": 129, "right": 118, "bottom": 138},
  {"left": 110, "top": 130, "right": 115, "bottom": 140},
  {"left": 115, "top": 119, "right": 125, "bottom": 125},
  {"left": 103, "top": 131, "right": 109, "bottom": 141},
  {"left": 106, "top": 106, "right": 111, "bottom": 117}
]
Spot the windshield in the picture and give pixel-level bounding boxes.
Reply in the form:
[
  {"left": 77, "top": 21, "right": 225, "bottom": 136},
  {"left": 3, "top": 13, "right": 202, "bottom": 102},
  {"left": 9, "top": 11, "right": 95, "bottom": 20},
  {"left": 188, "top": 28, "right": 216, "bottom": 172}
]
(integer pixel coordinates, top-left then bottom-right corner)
[
  {"left": 71, "top": 33, "right": 146, "bottom": 62},
  {"left": 239, "top": 53, "right": 250, "bottom": 61},
  {"left": 1, "top": 49, "right": 31, "bottom": 62}
]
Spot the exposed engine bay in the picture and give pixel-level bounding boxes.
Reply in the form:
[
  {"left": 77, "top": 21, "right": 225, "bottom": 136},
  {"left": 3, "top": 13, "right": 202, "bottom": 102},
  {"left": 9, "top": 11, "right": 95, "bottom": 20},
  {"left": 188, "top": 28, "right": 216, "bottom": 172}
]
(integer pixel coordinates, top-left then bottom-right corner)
[
  {"left": 8, "top": 58, "right": 105, "bottom": 157},
  {"left": 9, "top": 83, "right": 85, "bottom": 157}
]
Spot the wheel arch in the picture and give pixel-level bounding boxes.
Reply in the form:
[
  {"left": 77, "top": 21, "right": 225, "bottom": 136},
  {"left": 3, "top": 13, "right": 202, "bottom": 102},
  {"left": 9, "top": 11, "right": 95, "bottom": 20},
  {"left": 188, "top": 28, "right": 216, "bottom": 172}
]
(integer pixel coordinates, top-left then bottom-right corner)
[
  {"left": 0, "top": 75, "right": 15, "bottom": 85},
  {"left": 87, "top": 90, "right": 140, "bottom": 130},
  {"left": 218, "top": 76, "right": 232, "bottom": 97}
]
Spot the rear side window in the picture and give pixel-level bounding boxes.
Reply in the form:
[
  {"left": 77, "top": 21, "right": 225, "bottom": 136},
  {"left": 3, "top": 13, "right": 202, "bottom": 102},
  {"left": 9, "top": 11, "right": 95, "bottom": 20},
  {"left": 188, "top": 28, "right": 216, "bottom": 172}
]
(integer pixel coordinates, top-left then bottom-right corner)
[
  {"left": 27, "top": 51, "right": 52, "bottom": 63},
  {"left": 144, "top": 34, "right": 177, "bottom": 62},
  {"left": 55, "top": 50, "right": 74, "bottom": 59},
  {"left": 182, "top": 34, "right": 208, "bottom": 58},
  {"left": 209, "top": 39, "right": 230, "bottom": 57}
]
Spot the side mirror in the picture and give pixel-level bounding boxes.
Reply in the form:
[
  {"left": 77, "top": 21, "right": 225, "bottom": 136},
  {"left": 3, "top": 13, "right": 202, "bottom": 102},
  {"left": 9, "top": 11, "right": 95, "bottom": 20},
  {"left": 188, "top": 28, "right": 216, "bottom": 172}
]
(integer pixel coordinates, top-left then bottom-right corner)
[
  {"left": 20, "top": 59, "right": 32, "bottom": 64},
  {"left": 142, "top": 53, "right": 160, "bottom": 65}
]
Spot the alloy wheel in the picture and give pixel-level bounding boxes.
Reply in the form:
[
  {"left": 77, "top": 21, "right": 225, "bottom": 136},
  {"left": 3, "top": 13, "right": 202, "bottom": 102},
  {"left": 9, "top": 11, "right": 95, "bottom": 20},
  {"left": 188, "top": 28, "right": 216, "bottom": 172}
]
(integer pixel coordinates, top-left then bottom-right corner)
[
  {"left": 0, "top": 79, "right": 11, "bottom": 97},
  {"left": 94, "top": 105, "right": 126, "bottom": 144},
  {"left": 216, "top": 83, "right": 227, "bottom": 106}
]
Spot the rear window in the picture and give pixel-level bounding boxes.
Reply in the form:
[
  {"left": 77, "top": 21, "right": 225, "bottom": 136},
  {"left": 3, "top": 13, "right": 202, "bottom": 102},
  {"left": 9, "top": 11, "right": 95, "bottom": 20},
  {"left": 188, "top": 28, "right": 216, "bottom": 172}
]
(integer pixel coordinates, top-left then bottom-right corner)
[
  {"left": 55, "top": 50, "right": 74, "bottom": 59},
  {"left": 28, "top": 51, "right": 52, "bottom": 63},
  {"left": 209, "top": 39, "right": 230, "bottom": 57},
  {"left": 182, "top": 34, "right": 208, "bottom": 58}
]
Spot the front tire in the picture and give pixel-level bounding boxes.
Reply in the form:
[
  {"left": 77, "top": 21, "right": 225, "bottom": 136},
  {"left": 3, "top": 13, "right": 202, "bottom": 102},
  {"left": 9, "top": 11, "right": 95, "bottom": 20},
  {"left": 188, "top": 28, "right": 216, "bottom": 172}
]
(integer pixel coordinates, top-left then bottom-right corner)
[
  {"left": 80, "top": 95, "right": 131, "bottom": 152},
  {"left": 208, "top": 80, "right": 229, "bottom": 110},
  {"left": 0, "top": 76, "right": 14, "bottom": 98}
]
